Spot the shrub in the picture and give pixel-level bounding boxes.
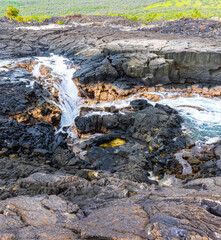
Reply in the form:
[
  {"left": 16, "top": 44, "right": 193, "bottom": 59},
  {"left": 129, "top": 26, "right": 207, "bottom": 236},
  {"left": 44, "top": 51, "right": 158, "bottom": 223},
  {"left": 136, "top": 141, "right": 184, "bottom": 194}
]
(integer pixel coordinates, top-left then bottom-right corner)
[
  {"left": 23, "top": 17, "right": 32, "bottom": 22},
  {"left": 190, "top": 9, "right": 202, "bottom": 18},
  {"left": 143, "top": 12, "right": 158, "bottom": 23},
  {"left": 5, "top": 5, "right": 20, "bottom": 20},
  {"left": 175, "top": 12, "right": 184, "bottom": 19},
  {"left": 15, "top": 16, "right": 24, "bottom": 23},
  {"left": 56, "top": 21, "right": 64, "bottom": 25},
  {"left": 130, "top": 15, "right": 139, "bottom": 21}
]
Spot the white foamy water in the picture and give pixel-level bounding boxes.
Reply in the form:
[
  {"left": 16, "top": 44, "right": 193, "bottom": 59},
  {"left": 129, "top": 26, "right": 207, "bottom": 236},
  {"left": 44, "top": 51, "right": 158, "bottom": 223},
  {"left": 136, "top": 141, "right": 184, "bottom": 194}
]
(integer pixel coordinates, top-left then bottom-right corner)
[
  {"left": 158, "top": 96, "right": 221, "bottom": 143},
  {"left": 0, "top": 55, "right": 220, "bottom": 145},
  {"left": 16, "top": 24, "right": 73, "bottom": 31},
  {"left": 0, "top": 60, "right": 11, "bottom": 68},
  {"left": 32, "top": 54, "right": 80, "bottom": 130},
  {"left": 84, "top": 92, "right": 221, "bottom": 144},
  {"left": 0, "top": 59, "right": 18, "bottom": 71}
]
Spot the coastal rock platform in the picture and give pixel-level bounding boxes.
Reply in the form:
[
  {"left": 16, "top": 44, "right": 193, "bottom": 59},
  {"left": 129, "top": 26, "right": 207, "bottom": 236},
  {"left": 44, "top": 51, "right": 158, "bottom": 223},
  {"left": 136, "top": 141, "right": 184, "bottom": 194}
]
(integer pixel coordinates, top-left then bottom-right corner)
[{"left": 0, "top": 16, "right": 221, "bottom": 239}]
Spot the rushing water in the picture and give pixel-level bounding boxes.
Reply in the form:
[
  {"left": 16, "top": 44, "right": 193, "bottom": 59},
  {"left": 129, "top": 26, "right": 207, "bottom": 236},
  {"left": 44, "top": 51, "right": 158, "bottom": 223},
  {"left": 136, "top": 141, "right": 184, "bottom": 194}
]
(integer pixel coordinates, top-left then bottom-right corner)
[
  {"left": 159, "top": 96, "right": 221, "bottom": 144},
  {"left": 83, "top": 93, "right": 221, "bottom": 144},
  {"left": 0, "top": 55, "right": 221, "bottom": 145},
  {"left": 32, "top": 55, "right": 80, "bottom": 130}
]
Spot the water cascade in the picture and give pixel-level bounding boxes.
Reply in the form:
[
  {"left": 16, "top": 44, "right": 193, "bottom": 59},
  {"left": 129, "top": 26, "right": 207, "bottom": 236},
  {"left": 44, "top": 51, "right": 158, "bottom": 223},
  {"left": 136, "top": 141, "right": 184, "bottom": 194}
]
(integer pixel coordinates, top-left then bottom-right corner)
[
  {"left": 32, "top": 55, "right": 81, "bottom": 133},
  {"left": 1, "top": 55, "right": 221, "bottom": 178},
  {"left": 31, "top": 55, "right": 221, "bottom": 145}
]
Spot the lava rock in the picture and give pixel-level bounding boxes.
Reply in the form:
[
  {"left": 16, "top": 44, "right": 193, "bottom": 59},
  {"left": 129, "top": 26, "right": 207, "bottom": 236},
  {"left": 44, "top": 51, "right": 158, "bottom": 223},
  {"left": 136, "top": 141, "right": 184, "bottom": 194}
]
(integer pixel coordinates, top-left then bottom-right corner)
[
  {"left": 0, "top": 119, "right": 69, "bottom": 159},
  {"left": 130, "top": 99, "right": 152, "bottom": 111},
  {"left": 76, "top": 103, "right": 184, "bottom": 180}
]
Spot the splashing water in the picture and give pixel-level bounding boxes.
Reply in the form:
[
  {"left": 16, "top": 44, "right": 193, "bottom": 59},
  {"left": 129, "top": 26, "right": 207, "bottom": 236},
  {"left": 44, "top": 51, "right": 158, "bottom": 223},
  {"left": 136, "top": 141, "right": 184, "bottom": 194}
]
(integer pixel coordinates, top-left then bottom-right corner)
[
  {"left": 32, "top": 55, "right": 80, "bottom": 130},
  {"left": 83, "top": 92, "right": 221, "bottom": 144},
  {"left": 158, "top": 96, "right": 221, "bottom": 144},
  {"left": 0, "top": 55, "right": 220, "bottom": 145}
]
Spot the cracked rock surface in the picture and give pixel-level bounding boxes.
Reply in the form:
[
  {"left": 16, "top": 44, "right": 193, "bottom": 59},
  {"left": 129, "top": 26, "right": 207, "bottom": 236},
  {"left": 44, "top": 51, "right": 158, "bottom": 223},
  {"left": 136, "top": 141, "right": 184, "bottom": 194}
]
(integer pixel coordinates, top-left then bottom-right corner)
[{"left": 1, "top": 173, "right": 221, "bottom": 239}]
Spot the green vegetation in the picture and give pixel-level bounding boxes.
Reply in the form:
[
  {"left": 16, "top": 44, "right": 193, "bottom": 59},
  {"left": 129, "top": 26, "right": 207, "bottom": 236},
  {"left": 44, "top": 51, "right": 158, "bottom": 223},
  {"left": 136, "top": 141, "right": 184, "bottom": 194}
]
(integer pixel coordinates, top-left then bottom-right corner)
[
  {"left": 1, "top": 0, "right": 221, "bottom": 23},
  {"left": 57, "top": 21, "right": 64, "bottom": 25},
  {"left": 4, "top": 5, "right": 33, "bottom": 22},
  {"left": 5, "top": 5, "right": 20, "bottom": 20}
]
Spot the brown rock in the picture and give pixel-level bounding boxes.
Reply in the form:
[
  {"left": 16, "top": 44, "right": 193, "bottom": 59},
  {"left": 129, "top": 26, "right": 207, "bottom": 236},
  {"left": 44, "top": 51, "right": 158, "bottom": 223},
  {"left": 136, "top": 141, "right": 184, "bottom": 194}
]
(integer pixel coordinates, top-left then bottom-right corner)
[
  {"left": 73, "top": 199, "right": 148, "bottom": 239},
  {"left": 0, "top": 195, "right": 79, "bottom": 240}
]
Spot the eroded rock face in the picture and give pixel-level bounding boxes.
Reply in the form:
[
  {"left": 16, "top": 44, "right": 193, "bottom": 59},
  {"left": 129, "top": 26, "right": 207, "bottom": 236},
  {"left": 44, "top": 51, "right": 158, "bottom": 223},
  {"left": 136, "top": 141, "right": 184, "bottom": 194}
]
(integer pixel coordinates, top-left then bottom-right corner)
[
  {"left": 0, "top": 67, "right": 61, "bottom": 126},
  {"left": 73, "top": 40, "right": 221, "bottom": 102}
]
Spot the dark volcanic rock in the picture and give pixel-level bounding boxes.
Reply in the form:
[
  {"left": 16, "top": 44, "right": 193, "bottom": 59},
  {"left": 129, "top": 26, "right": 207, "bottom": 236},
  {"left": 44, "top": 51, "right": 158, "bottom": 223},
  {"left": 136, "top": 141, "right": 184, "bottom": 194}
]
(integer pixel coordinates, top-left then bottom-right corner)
[
  {"left": 0, "top": 67, "right": 61, "bottom": 126},
  {"left": 0, "top": 118, "right": 88, "bottom": 174},
  {"left": 87, "top": 143, "right": 158, "bottom": 184},
  {"left": 1, "top": 172, "right": 221, "bottom": 240},
  {"left": 1, "top": 17, "right": 221, "bottom": 97},
  {"left": 144, "top": 17, "right": 221, "bottom": 39},
  {"left": 0, "top": 119, "right": 54, "bottom": 155},
  {"left": 76, "top": 102, "right": 184, "bottom": 152},
  {"left": 0, "top": 16, "right": 221, "bottom": 240},
  {"left": 130, "top": 99, "right": 152, "bottom": 111},
  {"left": 75, "top": 113, "right": 133, "bottom": 134},
  {"left": 76, "top": 102, "right": 185, "bottom": 181},
  {"left": 214, "top": 142, "right": 221, "bottom": 159},
  {"left": 74, "top": 56, "right": 119, "bottom": 85}
]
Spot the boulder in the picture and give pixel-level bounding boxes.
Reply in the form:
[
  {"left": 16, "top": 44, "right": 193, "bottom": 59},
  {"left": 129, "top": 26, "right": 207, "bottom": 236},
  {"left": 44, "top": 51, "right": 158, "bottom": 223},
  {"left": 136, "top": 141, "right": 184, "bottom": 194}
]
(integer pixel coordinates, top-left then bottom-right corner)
[{"left": 130, "top": 99, "right": 152, "bottom": 111}]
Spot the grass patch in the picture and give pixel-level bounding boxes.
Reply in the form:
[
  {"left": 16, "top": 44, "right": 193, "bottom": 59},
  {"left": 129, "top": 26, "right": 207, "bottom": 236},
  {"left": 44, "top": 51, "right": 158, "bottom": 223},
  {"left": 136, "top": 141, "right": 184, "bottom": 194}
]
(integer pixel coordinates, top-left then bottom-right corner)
[{"left": 1, "top": 0, "right": 221, "bottom": 23}]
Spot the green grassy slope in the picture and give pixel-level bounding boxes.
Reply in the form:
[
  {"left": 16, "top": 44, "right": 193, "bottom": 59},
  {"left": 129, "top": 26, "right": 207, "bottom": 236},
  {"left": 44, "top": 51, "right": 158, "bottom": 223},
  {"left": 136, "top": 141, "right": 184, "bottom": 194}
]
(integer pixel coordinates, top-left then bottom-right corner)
[
  {"left": 139, "top": 0, "right": 221, "bottom": 21},
  {"left": 0, "top": 0, "right": 221, "bottom": 21}
]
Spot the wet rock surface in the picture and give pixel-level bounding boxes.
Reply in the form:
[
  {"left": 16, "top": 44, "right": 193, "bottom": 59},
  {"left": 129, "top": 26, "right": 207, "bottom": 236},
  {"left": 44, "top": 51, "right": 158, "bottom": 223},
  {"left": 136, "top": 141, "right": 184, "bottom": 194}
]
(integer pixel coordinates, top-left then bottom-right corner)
[
  {"left": 75, "top": 101, "right": 194, "bottom": 182},
  {"left": 0, "top": 16, "right": 221, "bottom": 239},
  {"left": 0, "top": 66, "right": 61, "bottom": 126}
]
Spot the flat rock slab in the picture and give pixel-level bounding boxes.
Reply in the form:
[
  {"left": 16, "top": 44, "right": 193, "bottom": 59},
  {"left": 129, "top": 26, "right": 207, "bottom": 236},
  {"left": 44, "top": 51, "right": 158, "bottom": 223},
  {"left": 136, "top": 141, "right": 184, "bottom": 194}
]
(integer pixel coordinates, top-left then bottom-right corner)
[
  {"left": 1, "top": 191, "right": 221, "bottom": 239},
  {"left": 75, "top": 200, "right": 148, "bottom": 239},
  {"left": 1, "top": 173, "right": 221, "bottom": 239},
  {"left": 0, "top": 195, "right": 79, "bottom": 240}
]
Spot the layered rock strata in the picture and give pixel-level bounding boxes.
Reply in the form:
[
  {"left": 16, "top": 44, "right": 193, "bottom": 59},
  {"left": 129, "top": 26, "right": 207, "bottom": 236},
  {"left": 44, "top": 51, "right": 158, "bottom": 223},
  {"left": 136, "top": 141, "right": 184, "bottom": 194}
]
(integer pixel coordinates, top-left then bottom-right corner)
[
  {"left": 1, "top": 19, "right": 221, "bottom": 101},
  {"left": 1, "top": 172, "right": 221, "bottom": 239}
]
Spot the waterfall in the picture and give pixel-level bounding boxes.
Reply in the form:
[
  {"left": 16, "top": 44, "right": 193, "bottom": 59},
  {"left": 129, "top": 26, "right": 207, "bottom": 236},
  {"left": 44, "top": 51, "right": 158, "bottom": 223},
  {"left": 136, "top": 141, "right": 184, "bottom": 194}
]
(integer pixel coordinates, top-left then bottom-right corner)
[
  {"left": 1, "top": 55, "right": 220, "bottom": 145},
  {"left": 32, "top": 54, "right": 81, "bottom": 132}
]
